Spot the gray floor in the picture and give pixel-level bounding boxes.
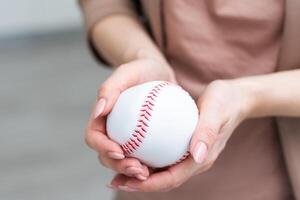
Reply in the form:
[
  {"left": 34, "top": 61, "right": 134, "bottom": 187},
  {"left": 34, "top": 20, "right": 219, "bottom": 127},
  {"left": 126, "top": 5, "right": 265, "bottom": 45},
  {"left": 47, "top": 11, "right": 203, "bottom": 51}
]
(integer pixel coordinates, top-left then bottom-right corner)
[{"left": 0, "top": 30, "right": 115, "bottom": 200}]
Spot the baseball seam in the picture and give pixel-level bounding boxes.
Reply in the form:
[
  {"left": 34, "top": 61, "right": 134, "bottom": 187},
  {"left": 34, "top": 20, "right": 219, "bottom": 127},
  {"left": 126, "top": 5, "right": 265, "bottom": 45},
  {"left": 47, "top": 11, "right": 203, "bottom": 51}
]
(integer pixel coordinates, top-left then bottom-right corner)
[
  {"left": 121, "top": 82, "right": 169, "bottom": 154},
  {"left": 120, "top": 81, "right": 189, "bottom": 166},
  {"left": 169, "top": 152, "right": 190, "bottom": 167}
]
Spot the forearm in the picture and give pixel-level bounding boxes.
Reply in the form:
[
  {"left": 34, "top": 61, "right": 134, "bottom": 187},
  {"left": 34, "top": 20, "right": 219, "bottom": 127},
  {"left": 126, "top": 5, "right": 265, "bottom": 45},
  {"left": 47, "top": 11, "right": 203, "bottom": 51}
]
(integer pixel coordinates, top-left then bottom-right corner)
[
  {"left": 231, "top": 69, "right": 300, "bottom": 118},
  {"left": 92, "top": 15, "right": 166, "bottom": 66}
]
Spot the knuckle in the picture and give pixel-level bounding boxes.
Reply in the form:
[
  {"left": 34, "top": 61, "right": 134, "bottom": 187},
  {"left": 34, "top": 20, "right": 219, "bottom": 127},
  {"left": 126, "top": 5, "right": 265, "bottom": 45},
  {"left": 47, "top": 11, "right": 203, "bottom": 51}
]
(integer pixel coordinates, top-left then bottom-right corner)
[
  {"left": 84, "top": 132, "right": 94, "bottom": 149},
  {"left": 122, "top": 158, "right": 139, "bottom": 166},
  {"left": 98, "top": 155, "right": 120, "bottom": 172},
  {"left": 119, "top": 160, "right": 132, "bottom": 171},
  {"left": 118, "top": 159, "right": 142, "bottom": 174},
  {"left": 98, "top": 85, "right": 109, "bottom": 97},
  {"left": 125, "top": 157, "right": 145, "bottom": 169},
  {"left": 203, "top": 126, "right": 218, "bottom": 144},
  {"left": 98, "top": 154, "right": 108, "bottom": 167}
]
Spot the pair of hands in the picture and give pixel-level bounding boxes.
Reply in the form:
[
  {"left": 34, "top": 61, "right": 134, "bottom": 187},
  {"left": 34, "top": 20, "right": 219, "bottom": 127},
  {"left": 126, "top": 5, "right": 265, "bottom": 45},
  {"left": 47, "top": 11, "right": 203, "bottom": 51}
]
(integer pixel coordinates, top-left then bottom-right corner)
[{"left": 85, "top": 57, "right": 251, "bottom": 192}]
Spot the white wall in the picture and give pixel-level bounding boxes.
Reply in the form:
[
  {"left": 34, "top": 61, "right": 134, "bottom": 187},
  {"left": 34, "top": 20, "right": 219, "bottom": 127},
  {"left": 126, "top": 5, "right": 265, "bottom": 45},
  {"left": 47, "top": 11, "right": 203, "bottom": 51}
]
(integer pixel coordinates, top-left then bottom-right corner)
[{"left": 0, "top": 0, "right": 82, "bottom": 38}]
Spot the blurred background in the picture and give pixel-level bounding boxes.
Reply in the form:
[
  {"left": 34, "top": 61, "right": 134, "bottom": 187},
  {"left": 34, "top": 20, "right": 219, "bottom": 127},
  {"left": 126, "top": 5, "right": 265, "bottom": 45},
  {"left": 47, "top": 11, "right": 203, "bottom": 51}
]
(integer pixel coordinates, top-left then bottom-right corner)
[{"left": 0, "top": 1, "right": 114, "bottom": 199}]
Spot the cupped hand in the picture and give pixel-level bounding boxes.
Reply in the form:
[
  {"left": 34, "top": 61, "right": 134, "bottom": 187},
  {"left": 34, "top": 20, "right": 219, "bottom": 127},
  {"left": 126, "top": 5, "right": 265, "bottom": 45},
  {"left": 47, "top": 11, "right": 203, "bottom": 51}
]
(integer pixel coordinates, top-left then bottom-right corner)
[
  {"left": 85, "top": 57, "right": 176, "bottom": 184},
  {"left": 109, "top": 80, "right": 254, "bottom": 192}
]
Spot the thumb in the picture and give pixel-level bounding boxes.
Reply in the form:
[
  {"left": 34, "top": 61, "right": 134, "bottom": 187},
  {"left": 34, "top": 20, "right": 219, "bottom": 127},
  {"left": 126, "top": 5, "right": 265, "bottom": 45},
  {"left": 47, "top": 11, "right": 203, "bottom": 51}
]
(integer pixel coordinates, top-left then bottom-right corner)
[
  {"left": 189, "top": 105, "right": 223, "bottom": 164},
  {"left": 94, "top": 63, "right": 142, "bottom": 118}
]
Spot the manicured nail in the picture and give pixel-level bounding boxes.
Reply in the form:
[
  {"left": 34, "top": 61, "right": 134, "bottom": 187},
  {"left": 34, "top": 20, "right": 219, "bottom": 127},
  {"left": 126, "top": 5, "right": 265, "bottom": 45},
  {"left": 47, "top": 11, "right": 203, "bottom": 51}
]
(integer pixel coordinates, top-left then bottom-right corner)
[
  {"left": 125, "top": 166, "right": 143, "bottom": 175},
  {"left": 192, "top": 141, "right": 208, "bottom": 164},
  {"left": 118, "top": 185, "right": 138, "bottom": 192},
  {"left": 107, "top": 151, "right": 125, "bottom": 159},
  {"left": 136, "top": 174, "right": 147, "bottom": 181},
  {"left": 94, "top": 98, "right": 106, "bottom": 118}
]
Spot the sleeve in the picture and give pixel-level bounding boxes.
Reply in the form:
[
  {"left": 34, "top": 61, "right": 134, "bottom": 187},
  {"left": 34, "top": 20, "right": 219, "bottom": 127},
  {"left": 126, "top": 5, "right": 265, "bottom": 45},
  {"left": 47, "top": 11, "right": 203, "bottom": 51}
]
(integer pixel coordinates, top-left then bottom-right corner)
[{"left": 78, "top": 0, "right": 139, "bottom": 65}]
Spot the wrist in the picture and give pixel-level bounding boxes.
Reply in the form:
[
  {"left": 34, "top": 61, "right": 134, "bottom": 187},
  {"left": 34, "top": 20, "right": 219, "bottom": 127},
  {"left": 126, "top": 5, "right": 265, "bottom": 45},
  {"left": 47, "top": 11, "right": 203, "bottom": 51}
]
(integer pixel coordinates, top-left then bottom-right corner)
[
  {"left": 135, "top": 48, "right": 166, "bottom": 64},
  {"left": 122, "top": 37, "right": 166, "bottom": 64},
  {"left": 228, "top": 78, "right": 264, "bottom": 119},
  {"left": 134, "top": 48, "right": 176, "bottom": 82}
]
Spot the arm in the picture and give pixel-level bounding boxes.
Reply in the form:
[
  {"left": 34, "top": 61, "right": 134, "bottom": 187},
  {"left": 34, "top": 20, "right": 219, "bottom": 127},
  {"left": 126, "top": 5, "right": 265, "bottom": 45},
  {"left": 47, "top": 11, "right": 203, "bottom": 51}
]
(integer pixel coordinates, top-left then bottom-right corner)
[
  {"left": 79, "top": 0, "right": 169, "bottom": 66},
  {"left": 232, "top": 69, "right": 300, "bottom": 118},
  {"left": 91, "top": 15, "right": 167, "bottom": 66},
  {"left": 80, "top": 1, "right": 176, "bottom": 185}
]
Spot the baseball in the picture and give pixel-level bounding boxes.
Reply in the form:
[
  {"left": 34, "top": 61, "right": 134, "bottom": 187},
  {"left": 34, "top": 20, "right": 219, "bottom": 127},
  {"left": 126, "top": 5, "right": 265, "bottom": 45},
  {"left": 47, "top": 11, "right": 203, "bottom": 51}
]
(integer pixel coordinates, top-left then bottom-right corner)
[{"left": 106, "top": 81, "right": 198, "bottom": 168}]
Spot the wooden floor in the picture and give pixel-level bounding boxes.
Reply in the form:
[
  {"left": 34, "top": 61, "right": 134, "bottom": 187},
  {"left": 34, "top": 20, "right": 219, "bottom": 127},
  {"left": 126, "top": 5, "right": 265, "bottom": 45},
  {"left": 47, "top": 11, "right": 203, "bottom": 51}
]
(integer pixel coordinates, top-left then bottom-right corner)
[{"left": 0, "top": 30, "right": 115, "bottom": 200}]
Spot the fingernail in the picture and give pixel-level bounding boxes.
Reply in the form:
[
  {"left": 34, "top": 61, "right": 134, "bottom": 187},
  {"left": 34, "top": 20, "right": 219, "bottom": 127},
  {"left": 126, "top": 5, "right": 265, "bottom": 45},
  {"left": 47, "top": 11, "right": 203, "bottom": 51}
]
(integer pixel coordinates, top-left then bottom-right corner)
[
  {"left": 94, "top": 98, "right": 106, "bottom": 118},
  {"left": 192, "top": 141, "right": 208, "bottom": 164},
  {"left": 107, "top": 151, "right": 125, "bottom": 159},
  {"left": 118, "top": 185, "right": 138, "bottom": 192},
  {"left": 136, "top": 174, "right": 147, "bottom": 181},
  {"left": 106, "top": 184, "right": 117, "bottom": 190},
  {"left": 125, "top": 166, "right": 143, "bottom": 175}
]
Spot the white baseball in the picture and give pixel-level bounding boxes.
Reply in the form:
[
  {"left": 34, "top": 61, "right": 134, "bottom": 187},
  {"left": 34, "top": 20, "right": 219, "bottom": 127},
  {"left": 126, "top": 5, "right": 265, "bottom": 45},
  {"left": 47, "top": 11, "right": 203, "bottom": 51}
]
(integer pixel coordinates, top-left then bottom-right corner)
[{"left": 107, "top": 81, "right": 198, "bottom": 168}]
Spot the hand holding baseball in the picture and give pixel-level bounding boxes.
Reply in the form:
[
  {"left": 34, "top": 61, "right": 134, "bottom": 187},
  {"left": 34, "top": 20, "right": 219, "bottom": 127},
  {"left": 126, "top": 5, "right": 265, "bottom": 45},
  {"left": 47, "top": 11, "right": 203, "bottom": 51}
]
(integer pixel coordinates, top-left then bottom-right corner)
[
  {"left": 85, "top": 57, "right": 176, "bottom": 182},
  {"left": 110, "top": 80, "right": 253, "bottom": 192}
]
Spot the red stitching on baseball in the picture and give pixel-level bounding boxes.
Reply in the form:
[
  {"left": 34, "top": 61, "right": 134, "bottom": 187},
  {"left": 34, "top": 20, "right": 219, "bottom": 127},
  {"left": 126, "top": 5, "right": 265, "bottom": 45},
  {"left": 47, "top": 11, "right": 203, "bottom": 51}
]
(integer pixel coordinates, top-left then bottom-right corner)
[
  {"left": 146, "top": 101, "right": 154, "bottom": 106},
  {"left": 137, "top": 137, "right": 142, "bottom": 143},
  {"left": 138, "top": 120, "right": 149, "bottom": 127},
  {"left": 169, "top": 152, "right": 190, "bottom": 167},
  {"left": 121, "top": 82, "right": 169, "bottom": 155},
  {"left": 143, "top": 115, "right": 150, "bottom": 121}
]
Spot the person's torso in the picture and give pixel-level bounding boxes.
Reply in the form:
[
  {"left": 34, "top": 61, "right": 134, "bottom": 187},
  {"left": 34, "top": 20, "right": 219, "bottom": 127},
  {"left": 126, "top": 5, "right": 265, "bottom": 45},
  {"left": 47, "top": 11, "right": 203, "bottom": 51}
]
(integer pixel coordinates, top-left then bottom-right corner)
[
  {"left": 117, "top": 0, "right": 294, "bottom": 199},
  {"left": 164, "top": 0, "right": 284, "bottom": 97}
]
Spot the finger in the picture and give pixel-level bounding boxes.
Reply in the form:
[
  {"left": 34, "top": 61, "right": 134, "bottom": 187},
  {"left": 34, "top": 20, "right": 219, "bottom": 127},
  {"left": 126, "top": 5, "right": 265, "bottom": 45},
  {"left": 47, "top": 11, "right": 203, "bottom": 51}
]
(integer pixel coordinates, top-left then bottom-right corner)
[
  {"left": 110, "top": 174, "right": 139, "bottom": 192},
  {"left": 190, "top": 99, "right": 224, "bottom": 164},
  {"left": 85, "top": 105, "right": 125, "bottom": 159},
  {"left": 95, "top": 57, "right": 177, "bottom": 118},
  {"left": 95, "top": 62, "right": 144, "bottom": 118},
  {"left": 99, "top": 155, "right": 150, "bottom": 179},
  {"left": 122, "top": 157, "right": 197, "bottom": 192},
  {"left": 86, "top": 129, "right": 125, "bottom": 159}
]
